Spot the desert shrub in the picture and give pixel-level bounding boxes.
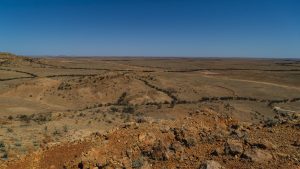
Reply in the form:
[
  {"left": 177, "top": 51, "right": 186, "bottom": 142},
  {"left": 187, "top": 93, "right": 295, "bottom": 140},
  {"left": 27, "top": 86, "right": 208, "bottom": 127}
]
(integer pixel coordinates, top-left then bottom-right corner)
[
  {"left": 19, "top": 114, "right": 31, "bottom": 123},
  {"left": 264, "top": 118, "right": 280, "bottom": 127},
  {"left": 44, "top": 126, "right": 48, "bottom": 131},
  {"left": 224, "top": 103, "right": 233, "bottom": 109},
  {"left": 117, "top": 92, "right": 127, "bottom": 105},
  {"left": 200, "top": 97, "right": 210, "bottom": 101},
  {"left": 63, "top": 125, "right": 68, "bottom": 132},
  {"left": 124, "top": 115, "right": 131, "bottom": 123},
  {"left": 33, "top": 113, "right": 52, "bottom": 124},
  {"left": 6, "top": 128, "right": 13, "bottom": 133},
  {"left": 236, "top": 97, "right": 247, "bottom": 100},
  {"left": 178, "top": 100, "right": 188, "bottom": 104},
  {"left": 220, "top": 96, "right": 233, "bottom": 100},
  {"left": 53, "top": 128, "right": 61, "bottom": 136},
  {"left": 57, "top": 82, "right": 72, "bottom": 90},
  {"left": 32, "top": 141, "right": 39, "bottom": 147},
  {"left": 120, "top": 113, "right": 126, "bottom": 119},
  {"left": 110, "top": 106, "right": 119, "bottom": 112},
  {"left": 290, "top": 97, "right": 300, "bottom": 102},
  {"left": 249, "top": 97, "right": 257, "bottom": 101},
  {"left": 210, "top": 97, "right": 218, "bottom": 101},
  {"left": 268, "top": 100, "right": 285, "bottom": 107},
  {"left": 1, "top": 152, "right": 8, "bottom": 159},
  {"left": 14, "top": 142, "right": 21, "bottom": 147},
  {"left": 164, "top": 101, "right": 170, "bottom": 104},
  {"left": 7, "top": 115, "right": 13, "bottom": 120},
  {"left": 132, "top": 158, "right": 144, "bottom": 168},
  {"left": 0, "top": 141, "right": 5, "bottom": 148},
  {"left": 78, "top": 112, "right": 85, "bottom": 117},
  {"left": 157, "top": 103, "right": 162, "bottom": 109},
  {"left": 123, "top": 105, "right": 135, "bottom": 114},
  {"left": 135, "top": 116, "right": 147, "bottom": 123},
  {"left": 169, "top": 100, "right": 176, "bottom": 108}
]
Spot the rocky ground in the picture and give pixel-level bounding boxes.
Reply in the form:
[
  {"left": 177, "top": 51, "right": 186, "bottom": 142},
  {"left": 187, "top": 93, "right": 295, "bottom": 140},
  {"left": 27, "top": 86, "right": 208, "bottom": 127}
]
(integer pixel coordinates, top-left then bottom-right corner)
[{"left": 2, "top": 106, "right": 299, "bottom": 169}]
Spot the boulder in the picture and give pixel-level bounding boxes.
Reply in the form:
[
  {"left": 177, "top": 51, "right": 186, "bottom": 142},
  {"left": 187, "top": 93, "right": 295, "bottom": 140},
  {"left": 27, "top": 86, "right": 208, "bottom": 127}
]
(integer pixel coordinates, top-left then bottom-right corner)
[
  {"left": 173, "top": 127, "right": 197, "bottom": 147},
  {"left": 254, "top": 139, "right": 277, "bottom": 150},
  {"left": 169, "top": 142, "right": 184, "bottom": 153},
  {"left": 126, "top": 149, "right": 133, "bottom": 158},
  {"left": 160, "top": 126, "right": 170, "bottom": 133},
  {"left": 211, "top": 147, "right": 223, "bottom": 156},
  {"left": 132, "top": 158, "right": 144, "bottom": 169},
  {"left": 144, "top": 140, "right": 170, "bottom": 161},
  {"left": 138, "top": 132, "right": 156, "bottom": 145},
  {"left": 224, "top": 139, "right": 243, "bottom": 156},
  {"left": 242, "top": 149, "right": 273, "bottom": 163},
  {"left": 199, "top": 160, "right": 225, "bottom": 169},
  {"left": 140, "top": 160, "right": 151, "bottom": 169}
]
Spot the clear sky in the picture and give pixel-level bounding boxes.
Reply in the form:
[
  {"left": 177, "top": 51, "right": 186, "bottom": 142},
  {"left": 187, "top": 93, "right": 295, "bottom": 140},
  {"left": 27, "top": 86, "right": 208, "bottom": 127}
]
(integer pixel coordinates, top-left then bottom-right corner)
[{"left": 0, "top": 0, "right": 299, "bottom": 57}]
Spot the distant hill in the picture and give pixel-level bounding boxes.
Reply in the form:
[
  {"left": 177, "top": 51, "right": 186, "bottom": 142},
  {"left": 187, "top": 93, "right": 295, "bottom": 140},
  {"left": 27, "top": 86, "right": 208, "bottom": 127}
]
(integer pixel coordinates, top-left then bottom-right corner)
[{"left": 0, "top": 52, "right": 16, "bottom": 58}]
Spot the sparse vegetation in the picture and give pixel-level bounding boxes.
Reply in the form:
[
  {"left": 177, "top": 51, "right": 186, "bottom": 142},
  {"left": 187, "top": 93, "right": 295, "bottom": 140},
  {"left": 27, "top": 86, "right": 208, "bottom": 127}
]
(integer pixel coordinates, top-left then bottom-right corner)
[
  {"left": 57, "top": 82, "right": 72, "bottom": 90},
  {"left": 52, "top": 128, "right": 61, "bottom": 136},
  {"left": 122, "top": 105, "right": 135, "bottom": 114},
  {"left": 33, "top": 113, "right": 52, "bottom": 124},
  {"left": 117, "top": 92, "right": 128, "bottom": 105},
  {"left": 7, "top": 115, "right": 13, "bottom": 120},
  {"left": 7, "top": 128, "right": 13, "bottom": 133},
  {"left": 63, "top": 125, "right": 68, "bottom": 132},
  {"left": 44, "top": 126, "right": 48, "bottom": 132},
  {"left": 110, "top": 106, "right": 119, "bottom": 112},
  {"left": 18, "top": 114, "right": 32, "bottom": 123}
]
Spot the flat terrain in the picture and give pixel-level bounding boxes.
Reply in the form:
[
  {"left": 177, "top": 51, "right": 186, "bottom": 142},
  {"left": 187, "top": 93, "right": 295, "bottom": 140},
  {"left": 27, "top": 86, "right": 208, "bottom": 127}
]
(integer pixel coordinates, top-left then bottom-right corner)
[{"left": 0, "top": 53, "right": 299, "bottom": 168}]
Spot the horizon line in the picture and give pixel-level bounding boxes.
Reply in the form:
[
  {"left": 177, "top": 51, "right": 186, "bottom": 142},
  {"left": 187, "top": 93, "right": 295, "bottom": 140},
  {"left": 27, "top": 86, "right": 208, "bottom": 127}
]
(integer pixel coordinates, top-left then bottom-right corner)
[{"left": 27, "top": 55, "right": 300, "bottom": 59}]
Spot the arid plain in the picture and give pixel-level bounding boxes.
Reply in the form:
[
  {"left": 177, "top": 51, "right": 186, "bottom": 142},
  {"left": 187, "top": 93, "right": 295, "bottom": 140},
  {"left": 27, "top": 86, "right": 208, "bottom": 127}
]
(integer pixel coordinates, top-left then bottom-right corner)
[{"left": 0, "top": 52, "right": 299, "bottom": 168}]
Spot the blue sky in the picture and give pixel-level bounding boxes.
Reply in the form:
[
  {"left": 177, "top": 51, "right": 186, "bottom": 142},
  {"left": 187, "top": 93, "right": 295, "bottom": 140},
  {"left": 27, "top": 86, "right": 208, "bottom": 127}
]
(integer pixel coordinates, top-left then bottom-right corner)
[{"left": 0, "top": 0, "right": 299, "bottom": 57}]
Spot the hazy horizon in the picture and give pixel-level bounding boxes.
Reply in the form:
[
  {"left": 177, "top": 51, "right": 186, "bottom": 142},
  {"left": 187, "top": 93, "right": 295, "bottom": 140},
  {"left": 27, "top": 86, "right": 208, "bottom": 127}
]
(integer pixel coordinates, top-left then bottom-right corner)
[{"left": 22, "top": 54, "right": 298, "bottom": 59}]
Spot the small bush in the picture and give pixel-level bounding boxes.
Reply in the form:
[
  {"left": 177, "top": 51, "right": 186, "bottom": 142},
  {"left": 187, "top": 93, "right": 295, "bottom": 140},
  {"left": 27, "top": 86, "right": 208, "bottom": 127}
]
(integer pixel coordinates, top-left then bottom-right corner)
[
  {"left": 117, "top": 92, "right": 127, "bottom": 105},
  {"left": 63, "top": 125, "right": 68, "bottom": 132},
  {"left": 157, "top": 103, "right": 162, "bottom": 109},
  {"left": 1, "top": 152, "right": 8, "bottom": 159},
  {"left": 33, "top": 113, "right": 52, "bottom": 124},
  {"left": 110, "top": 107, "right": 118, "bottom": 112},
  {"left": 53, "top": 128, "right": 61, "bottom": 136},
  {"left": 264, "top": 118, "right": 280, "bottom": 127},
  {"left": 57, "top": 82, "right": 72, "bottom": 90},
  {"left": 7, "top": 128, "right": 13, "bottom": 133},
  {"left": 0, "top": 141, "right": 5, "bottom": 148},
  {"left": 123, "top": 105, "right": 135, "bottom": 114},
  {"left": 44, "top": 126, "right": 48, "bottom": 131},
  {"left": 19, "top": 114, "right": 31, "bottom": 123},
  {"left": 14, "top": 142, "right": 21, "bottom": 147},
  {"left": 7, "top": 116, "right": 13, "bottom": 120}
]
